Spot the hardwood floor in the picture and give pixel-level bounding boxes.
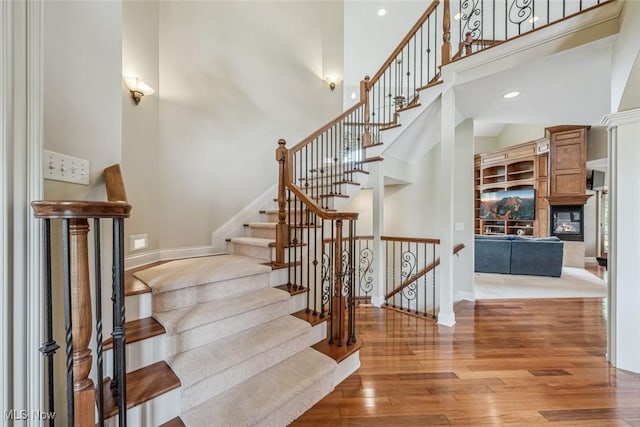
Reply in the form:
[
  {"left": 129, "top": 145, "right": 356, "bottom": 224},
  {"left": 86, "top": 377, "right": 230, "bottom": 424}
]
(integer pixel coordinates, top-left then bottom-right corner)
[{"left": 292, "top": 299, "right": 640, "bottom": 426}]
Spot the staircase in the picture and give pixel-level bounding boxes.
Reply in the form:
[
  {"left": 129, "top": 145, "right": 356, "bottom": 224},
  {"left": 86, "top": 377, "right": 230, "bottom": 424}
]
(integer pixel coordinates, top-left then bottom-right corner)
[
  {"left": 100, "top": 202, "right": 362, "bottom": 425},
  {"left": 33, "top": 0, "right": 619, "bottom": 425}
]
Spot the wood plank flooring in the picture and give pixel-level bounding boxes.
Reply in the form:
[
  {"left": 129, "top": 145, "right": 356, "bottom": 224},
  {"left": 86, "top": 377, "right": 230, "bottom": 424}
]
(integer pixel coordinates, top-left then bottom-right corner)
[{"left": 292, "top": 298, "right": 640, "bottom": 426}]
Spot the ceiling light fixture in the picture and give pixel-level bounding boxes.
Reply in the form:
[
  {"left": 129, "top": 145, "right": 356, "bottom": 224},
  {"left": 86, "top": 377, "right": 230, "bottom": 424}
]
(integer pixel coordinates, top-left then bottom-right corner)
[
  {"left": 528, "top": 15, "right": 539, "bottom": 23},
  {"left": 377, "top": 8, "right": 386, "bottom": 16},
  {"left": 351, "top": 92, "right": 357, "bottom": 100},
  {"left": 503, "top": 91, "right": 520, "bottom": 99}
]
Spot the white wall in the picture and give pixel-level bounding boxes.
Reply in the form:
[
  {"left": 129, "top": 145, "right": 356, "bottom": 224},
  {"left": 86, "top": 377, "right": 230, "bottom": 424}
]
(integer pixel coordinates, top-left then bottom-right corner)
[
  {"left": 122, "top": 0, "right": 160, "bottom": 255},
  {"left": 343, "top": 0, "right": 428, "bottom": 105},
  {"left": 453, "top": 119, "right": 475, "bottom": 300},
  {"left": 384, "top": 147, "right": 441, "bottom": 237},
  {"left": 611, "top": 0, "right": 640, "bottom": 112},
  {"left": 44, "top": 1, "right": 123, "bottom": 201},
  {"left": 157, "top": 1, "right": 343, "bottom": 249}
]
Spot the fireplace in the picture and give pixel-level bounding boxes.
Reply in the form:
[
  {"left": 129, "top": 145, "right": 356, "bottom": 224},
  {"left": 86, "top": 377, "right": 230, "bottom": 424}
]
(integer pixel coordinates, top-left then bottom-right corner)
[{"left": 550, "top": 205, "right": 584, "bottom": 241}]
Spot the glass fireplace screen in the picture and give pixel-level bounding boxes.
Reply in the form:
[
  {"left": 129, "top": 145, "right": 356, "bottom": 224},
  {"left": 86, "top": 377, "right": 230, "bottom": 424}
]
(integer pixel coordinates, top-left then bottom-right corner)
[{"left": 551, "top": 205, "right": 584, "bottom": 241}]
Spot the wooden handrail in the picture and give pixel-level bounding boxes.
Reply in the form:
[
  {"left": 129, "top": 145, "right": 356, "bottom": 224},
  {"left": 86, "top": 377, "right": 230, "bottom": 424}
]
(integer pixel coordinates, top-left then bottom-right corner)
[
  {"left": 385, "top": 243, "right": 465, "bottom": 300},
  {"left": 31, "top": 200, "right": 132, "bottom": 219},
  {"left": 289, "top": 101, "right": 365, "bottom": 153},
  {"left": 104, "top": 164, "right": 128, "bottom": 202},
  {"left": 323, "top": 235, "right": 374, "bottom": 244},
  {"left": 368, "top": 0, "right": 440, "bottom": 86},
  {"left": 381, "top": 235, "right": 440, "bottom": 244},
  {"left": 278, "top": 141, "right": 358, "bottom": 222}
]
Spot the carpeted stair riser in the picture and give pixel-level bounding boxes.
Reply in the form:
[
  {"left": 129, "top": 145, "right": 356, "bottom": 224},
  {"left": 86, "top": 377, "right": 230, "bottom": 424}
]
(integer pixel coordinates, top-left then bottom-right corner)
[
  {"left": 181, "top": 348, "right": 336, "bottom": 427},
  {"left": 261, "top": 209, "right": 306, "bottom": 223},
  {"left": 229, "top": 239, "right": 272, "bottom": 262},
  {"left": 157, "top": 288, "right": 290, "bottom": 356},
  {"left": 247, "top": 222, "right": 276, "bottom": 240},
  {"left": 153, "top": 272, "right": 270, "bottom": 313},
  {"left": 172, "top": 316, "right": 313, "bottom": 411}
]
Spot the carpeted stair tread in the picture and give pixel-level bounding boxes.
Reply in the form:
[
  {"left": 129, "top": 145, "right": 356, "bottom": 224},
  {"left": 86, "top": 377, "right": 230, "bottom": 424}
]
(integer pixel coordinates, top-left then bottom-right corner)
[
  {"left": 229, "top": 236, "right": 274, "bottom": 247},
  {"left": 155, "top": 287, "right": 289, "bottom": 335},
  {"left": 134, "top": 255, "right": 271, "bottom": 295},
  {"left": 169, "top": 315, "right": 310, "bottom": 388},
  {"left": 181, "top": 348, "right": 336, "bottom": 427},
  {"left": 248, "top": 222, "right": 277, "bottom": 229}
]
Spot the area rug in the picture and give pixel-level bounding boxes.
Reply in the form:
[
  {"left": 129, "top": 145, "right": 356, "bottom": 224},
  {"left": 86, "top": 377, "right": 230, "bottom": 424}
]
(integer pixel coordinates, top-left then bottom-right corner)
[{"left": 474, "top": 267, "right": 607, "bottom": 299}]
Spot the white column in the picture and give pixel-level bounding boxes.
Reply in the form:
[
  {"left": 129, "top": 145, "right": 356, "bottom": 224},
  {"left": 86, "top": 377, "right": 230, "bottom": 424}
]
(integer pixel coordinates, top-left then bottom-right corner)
[
  {"left": 1, "top": 0, "right": 44, "bottom": 418},
  {"left": 438, "top": 89, "right": 456, "bottom": 326},
  {"left": 369, "top": 162, "right": 386, "bottom": 307},
  {"left": 603, "top": 108, "right": 640, "bottom": 374}
]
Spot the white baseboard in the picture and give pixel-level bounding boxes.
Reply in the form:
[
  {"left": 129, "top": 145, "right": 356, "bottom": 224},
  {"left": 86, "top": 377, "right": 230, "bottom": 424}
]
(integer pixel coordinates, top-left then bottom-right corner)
[
  {"left": 370, "top": 295, "right": 385, "bottom": 308},
  {"left": 125, "top": 245, "right": 224, "bottom": 270},
  {"left": 211, "top": 184, "right": 277, "bottom": 252},
  {"left": 455, "top": 290, "right": 476, "bottom": 302},
  {"left": 437, "top": 311, "right": 456, "bottom": 327}
]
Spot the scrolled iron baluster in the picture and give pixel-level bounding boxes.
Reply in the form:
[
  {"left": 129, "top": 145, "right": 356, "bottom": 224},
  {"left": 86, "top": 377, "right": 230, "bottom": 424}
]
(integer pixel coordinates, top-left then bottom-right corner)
[
  {"left": 359, "top": 246, "right": 374, "bottom": 296},
  {"left": 509, "top": 0, "right": 533, "bottom": 28},
  {"left": 461, "top": 0, "right": 482, "bottom": 40}
]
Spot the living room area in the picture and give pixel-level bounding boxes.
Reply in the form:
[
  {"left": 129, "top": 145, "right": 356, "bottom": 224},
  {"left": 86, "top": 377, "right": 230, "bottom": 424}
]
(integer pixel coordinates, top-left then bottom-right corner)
[{"left": 472, "top": 122, "right": 608, "bottom": 299}]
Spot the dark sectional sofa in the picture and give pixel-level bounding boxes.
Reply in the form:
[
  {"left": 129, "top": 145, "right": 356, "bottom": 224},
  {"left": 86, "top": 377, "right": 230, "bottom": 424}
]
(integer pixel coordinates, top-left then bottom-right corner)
[{"left": 474, "top": 235, "right": 564, "bottom": 277}]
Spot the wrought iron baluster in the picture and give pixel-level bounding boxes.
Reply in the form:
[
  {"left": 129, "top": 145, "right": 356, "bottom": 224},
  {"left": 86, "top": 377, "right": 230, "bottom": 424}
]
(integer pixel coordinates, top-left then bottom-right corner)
[
  {"left": 424, "top": 242, "right": 428, "bottom": 317},
  {"left": 94, "top": 218, "right": 105, "bottom": 427},
  {"left": 348, "top": 221, "right": 357, "bottom": 345},
  {"left": 112, "top": 217, "right": 127, "bottom": 427},
  {"left": 432, "top": 243, "right": 437, "bottom": 319},
  {"left": 40, "top": 219, "right": 59, "bottom": 427}
]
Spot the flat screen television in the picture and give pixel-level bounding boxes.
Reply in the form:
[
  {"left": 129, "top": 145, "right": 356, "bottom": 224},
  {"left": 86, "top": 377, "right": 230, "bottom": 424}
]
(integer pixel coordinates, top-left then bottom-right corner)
[{"left": 479, "top": 188, "right": 535, "bottom": 220}]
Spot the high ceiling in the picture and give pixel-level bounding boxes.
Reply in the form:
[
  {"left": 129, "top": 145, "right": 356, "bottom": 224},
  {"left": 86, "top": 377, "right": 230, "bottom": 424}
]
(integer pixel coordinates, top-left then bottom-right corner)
[{"left": 455, "top": 35, "right": 615, "bottom": 133}]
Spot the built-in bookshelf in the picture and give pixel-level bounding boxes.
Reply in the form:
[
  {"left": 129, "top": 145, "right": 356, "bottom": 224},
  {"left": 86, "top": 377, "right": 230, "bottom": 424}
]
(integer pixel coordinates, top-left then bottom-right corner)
[{"left": 475, "top": 141, "right": 547, "bottom": 237}]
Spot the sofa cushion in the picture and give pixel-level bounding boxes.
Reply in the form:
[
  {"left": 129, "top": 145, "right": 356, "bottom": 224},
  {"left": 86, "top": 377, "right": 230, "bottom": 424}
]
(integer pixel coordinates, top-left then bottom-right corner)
[
  {"left": 475, "top": 239, "right": 511, "bottom": 274},
  {"left": 510, "top": 240, "right": 564, "bottom": 277}
]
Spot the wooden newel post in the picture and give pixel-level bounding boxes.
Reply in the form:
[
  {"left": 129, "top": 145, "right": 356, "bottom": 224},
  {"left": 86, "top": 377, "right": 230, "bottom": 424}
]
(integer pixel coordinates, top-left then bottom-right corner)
[
  {"left": 332, "top": 220, "right": 347, "bottom": 346},
  {"left": 464, "top": 32, "right": 473, "bottom": 56},
  {"left": 275, "top": 139, "right": 288, "bottom": 266},
  {"left": 69, "top": 219, "right": 96, "bottom": 426},
  {"left": 361, "top": 75, "right": 372, "bottom": 147},
  {"left": 442, "top": 0, "right": 451, "bottom": 65}
]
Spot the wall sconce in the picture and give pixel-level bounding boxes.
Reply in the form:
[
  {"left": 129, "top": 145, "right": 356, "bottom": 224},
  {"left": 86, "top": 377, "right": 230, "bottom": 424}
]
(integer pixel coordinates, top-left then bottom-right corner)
[
  {"left": 124, "top": 76, "right": 155, "bottom": 105},
  {"left": 325, "top": 76, "right": 341, "bottom": 92}
]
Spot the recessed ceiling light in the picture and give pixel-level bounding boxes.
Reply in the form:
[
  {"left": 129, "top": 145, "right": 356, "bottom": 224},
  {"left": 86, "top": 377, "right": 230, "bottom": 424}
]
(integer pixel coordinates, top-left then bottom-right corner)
[
  {"left": 528, "top": 15, "right": 539, "bottom": 23},
  {"left": 377, "top": 8, "right": 386, "bottom": 16},
  {"left": 503, "top": 91, "right": 520, "bottom": 99},
  {"left": 454, "top": 12, "right": 461, "bottom": 20}
]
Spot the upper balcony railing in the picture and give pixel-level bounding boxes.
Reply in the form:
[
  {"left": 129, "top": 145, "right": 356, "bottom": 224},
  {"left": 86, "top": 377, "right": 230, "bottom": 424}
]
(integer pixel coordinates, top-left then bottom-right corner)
[{"left": 446, "top": 0, "right": 610, "bottom": 61}]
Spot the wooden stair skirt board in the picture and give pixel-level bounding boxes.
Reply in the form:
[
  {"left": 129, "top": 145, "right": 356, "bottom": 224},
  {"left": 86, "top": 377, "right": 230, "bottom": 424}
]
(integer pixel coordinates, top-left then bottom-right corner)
[{"left": 103, "top": 361, "right": 181, "bottom": 421}]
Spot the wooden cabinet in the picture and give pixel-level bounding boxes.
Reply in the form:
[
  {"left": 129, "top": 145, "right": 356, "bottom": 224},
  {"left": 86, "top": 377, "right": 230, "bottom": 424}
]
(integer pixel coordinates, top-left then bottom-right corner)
[
  {"left": 535, "top": 152, "right": 550, "bottom": 237},
  {"left": 548, "top": 126, "right": 588, "bottom": 197}
]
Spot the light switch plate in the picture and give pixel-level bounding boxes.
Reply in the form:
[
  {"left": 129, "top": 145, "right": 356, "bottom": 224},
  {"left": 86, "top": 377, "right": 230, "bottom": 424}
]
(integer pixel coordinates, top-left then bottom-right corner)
[
  {"left": 43, "top": 150, "right": 90, "bottom": 185},
  {"left": 455, "top": 222, "right": 464, "bottom": 231}
]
